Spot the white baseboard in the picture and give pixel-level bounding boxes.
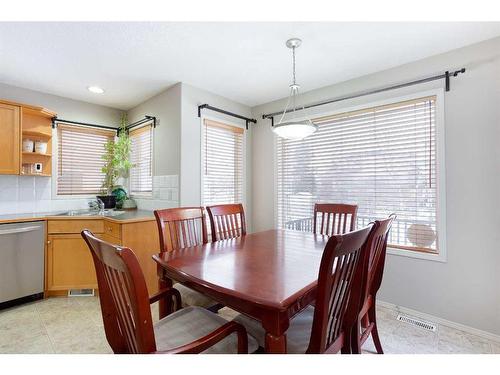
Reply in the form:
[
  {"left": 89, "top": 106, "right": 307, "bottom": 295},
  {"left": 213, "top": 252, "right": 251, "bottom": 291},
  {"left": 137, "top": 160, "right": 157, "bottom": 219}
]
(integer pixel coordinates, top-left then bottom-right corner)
[{"left": 377, "top": 300, "right": 500, "bottom": 344}]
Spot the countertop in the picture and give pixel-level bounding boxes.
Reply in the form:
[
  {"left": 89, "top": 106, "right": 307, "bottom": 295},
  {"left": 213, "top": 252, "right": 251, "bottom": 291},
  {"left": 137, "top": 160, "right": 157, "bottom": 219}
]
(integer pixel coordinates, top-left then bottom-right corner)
[{"left": 0, "top": 209, "right": 156, "bottom": 224}]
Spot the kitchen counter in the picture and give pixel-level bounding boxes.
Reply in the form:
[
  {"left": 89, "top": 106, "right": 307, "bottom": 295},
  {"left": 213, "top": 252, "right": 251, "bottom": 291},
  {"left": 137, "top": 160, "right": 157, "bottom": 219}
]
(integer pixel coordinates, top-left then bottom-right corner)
[{"left": 0, "top": 209, "right": 155, "bottom": 224}]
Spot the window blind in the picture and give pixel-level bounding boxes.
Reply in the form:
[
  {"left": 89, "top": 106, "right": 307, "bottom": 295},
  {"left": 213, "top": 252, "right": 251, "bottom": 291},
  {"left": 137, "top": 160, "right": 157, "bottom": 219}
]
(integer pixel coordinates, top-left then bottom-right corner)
[
  {"left": 57, "top": 124, "right": 115, "bottom": 195},
  {"left": 130, "top": 124, "right": 153, "bottom": 195},
  {"left": 277, "top": 96, "right": 439, "bottom": 253},
  {"left": 202, "top": 119, "right": 244, "bottom": 206}
]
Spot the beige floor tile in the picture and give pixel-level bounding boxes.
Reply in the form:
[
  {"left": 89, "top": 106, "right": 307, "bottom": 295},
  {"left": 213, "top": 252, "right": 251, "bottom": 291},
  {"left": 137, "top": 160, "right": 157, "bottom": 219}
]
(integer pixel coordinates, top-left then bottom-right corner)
[
  {"left": 490, "top": 341, "right": 500, "bottom": 354},
  {"left": 0, "top": 332, "right": 54, "bottom": 354},
  {"left": 1, "top": 297, "right": 497, "bottom": 354},
  {"left": 437, "top": 326, "right": 492, "bottom": 354}
]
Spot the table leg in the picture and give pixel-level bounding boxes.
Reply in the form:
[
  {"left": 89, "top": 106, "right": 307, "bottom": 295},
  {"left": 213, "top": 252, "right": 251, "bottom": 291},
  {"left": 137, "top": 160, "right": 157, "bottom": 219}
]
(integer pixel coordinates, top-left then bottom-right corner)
[
  {"left": 157, "top": 266, "right": 173, "bottom": 319},
  {"left": 265, "top": 332, "right": 287, "bottom": 354},
  {"left": 263, "top": 314, "right": 290, "bottom": 354}
]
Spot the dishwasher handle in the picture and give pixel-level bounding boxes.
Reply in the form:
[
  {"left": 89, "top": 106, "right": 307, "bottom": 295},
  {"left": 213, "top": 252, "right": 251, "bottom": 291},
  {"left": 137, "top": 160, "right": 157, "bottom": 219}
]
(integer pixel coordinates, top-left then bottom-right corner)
[{"left": 0, "top": 226, "right": 42, "bottom": 235}]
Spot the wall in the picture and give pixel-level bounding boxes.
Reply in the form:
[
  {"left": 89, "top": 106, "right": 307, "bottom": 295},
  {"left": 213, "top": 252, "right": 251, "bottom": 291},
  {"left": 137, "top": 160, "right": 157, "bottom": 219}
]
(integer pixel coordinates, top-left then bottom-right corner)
[
  {"left": 0, "top": 83, "right": 122, "bottom": 214},
  {"left": 127, "top": 83, "right": 182, "bottom": 209},
  {"left": 251, "top": 37, "right": 500, "bottom": 335},
  {"left": 180, "top": 83, "right": 253, "bottom": 229}
]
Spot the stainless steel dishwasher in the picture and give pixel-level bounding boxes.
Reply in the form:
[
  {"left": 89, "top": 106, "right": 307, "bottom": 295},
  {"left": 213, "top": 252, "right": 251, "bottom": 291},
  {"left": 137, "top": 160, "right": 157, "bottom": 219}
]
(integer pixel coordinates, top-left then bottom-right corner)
[{"left": 0, "top": 221, "right": 45, "bottom": 308}]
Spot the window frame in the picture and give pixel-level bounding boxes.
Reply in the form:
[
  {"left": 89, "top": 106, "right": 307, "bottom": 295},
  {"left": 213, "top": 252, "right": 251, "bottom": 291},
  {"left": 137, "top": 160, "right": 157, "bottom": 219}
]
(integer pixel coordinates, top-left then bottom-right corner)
[
  {"left": 273, "top": 88, "right": 447, "bottom": 262},
  {"left": 52, "top": 124, "right": 117, "bottom": 199},
  {"left": 200, "top": 114, "right": 247, "bottom": 208},
  {"left": 128, "top": 123, "right": 154, "bottom": 198}
]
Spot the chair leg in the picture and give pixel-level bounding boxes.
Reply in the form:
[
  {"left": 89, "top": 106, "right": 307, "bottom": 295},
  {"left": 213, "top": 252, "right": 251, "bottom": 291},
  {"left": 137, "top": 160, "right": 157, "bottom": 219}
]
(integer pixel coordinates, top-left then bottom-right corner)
[
  {"left": 368, "top": 304, "right": 384, "bottom": 354},
  {"left": 350, "top": 321, "right": 361, "bottom": 354},
  {"left": 341, "top": 328, "right": 352, "bottom": 354}
]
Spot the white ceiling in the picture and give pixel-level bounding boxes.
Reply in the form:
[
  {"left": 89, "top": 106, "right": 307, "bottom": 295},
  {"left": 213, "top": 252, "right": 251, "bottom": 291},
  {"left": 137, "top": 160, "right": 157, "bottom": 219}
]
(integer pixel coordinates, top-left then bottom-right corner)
[{"left": 1, "top": 22, "right": 500, "bottom": 110}]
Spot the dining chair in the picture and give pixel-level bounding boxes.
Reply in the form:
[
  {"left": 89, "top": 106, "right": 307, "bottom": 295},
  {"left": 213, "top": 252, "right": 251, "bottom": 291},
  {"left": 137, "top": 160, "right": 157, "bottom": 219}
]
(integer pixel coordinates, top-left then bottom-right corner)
[
  {"left": 154, "top": 207, "right": 218, "bottom": 309},
  {"left": 350, "top": 215, "right": 395, "bottom": 354},
  {"left": 81, "top": 229, "right": 257, "bottom": 354},
  {"left": 206, "top": 203, "right": 246, "bottom": 241},
  {"left": 234, "top": 224, "right": 373, "bottom": 353},
  {"left": 313, "top": 203, "right": 358, "bottom": 235}
]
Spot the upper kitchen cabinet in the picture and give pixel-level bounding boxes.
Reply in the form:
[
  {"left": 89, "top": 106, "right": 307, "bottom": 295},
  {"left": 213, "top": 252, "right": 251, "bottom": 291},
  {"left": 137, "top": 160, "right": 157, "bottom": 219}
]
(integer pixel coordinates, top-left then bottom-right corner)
[
  {"left": 0, "top": 102, "right": 21, "bottom": 174},
  {"left": 0, "top": 99, "right": 56, "bottom": 176}
]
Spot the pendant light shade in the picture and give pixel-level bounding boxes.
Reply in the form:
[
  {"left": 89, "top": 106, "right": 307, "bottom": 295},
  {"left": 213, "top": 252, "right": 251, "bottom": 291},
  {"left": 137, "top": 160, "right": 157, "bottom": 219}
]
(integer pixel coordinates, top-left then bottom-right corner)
[
  {"left": 272, "top": 38, "right": 317, "bottom": 140},
  {"left": 272, "top": 120, "right": 318, "bottom": 140}
]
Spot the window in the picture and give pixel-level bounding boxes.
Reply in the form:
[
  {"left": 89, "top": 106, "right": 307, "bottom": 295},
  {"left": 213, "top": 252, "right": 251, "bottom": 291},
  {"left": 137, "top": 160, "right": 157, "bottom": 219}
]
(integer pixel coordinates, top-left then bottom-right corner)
[
  {"left": 276, "top": 95, "right": 442, "bottom": 255},
  {"left": 57, "top": 124, "right": 115, "bottom": 195},
  {"left": 202, "top": 119, "right": 243, "bottom": 205},
  {"left": 129, "top": 124, "right": 153, "bottom": 195}
]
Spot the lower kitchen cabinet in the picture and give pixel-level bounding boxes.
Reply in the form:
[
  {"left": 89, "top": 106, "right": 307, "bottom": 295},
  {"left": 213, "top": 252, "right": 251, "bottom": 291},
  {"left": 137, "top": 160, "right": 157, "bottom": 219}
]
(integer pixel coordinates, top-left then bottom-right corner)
[
  {"left": 45, "top": 218, "right": 160, "bottom": 297},
  {"left": 46, "top": 234, "right": 99, "bottom": 292}
]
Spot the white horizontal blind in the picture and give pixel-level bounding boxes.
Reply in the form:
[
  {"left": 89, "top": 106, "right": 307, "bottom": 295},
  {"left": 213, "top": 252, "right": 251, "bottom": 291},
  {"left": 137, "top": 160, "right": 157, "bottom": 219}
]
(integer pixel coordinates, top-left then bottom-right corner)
[
  {"left": 202, "top": 119, "right": 244, "bottom": 206},
  {"left": 57, "top": 124, "right": 115, "bottom": 195},
  {"left": 277, "top": 96, "right": 438, "bottom": 253},
  {"left": 130, "top": 124, "right": 153, "bottom": 195}
]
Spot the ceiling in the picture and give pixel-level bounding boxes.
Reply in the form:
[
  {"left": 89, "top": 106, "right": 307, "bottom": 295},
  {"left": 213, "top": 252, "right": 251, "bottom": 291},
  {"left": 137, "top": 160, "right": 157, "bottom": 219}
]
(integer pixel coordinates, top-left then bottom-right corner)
[{"left": 1, "top": 22, "right": 500, "bottom": 110}]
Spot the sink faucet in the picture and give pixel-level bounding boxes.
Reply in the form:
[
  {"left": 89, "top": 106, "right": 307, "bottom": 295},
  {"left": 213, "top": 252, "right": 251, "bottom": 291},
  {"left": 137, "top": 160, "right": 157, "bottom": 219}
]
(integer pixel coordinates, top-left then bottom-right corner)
[
  {"left": 96, "top": 197, "right": 105, "bottom": 215},
  {"left": 89, "top": 198, "right": 106, "bottom": 215}
]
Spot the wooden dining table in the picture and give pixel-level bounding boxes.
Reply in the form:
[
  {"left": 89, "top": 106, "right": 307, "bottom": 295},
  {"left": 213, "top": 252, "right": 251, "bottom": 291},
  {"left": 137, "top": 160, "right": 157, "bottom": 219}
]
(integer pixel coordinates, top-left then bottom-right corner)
[{"left": 153, "top": 229, "right": 329, "bottom": 354}]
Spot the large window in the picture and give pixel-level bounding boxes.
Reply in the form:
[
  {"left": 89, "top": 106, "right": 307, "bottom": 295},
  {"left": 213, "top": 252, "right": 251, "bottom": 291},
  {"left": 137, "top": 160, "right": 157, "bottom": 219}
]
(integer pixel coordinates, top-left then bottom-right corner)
[
  {"left": 276, "top": 95, "right": 442, "bottom": 255},
  {"left": 202, "top": 119, "right": 243, "bottom": 206},
  {"left": 57, "top": 124, "right": 115, "bottom": 195},
  {"left": 129, "top": 124, "right": 153, "bottom": 195}
]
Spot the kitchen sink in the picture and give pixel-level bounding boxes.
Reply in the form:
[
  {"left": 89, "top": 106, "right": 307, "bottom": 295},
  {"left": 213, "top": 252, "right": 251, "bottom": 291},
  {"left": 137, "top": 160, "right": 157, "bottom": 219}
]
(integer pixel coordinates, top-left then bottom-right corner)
[{"left": 57, "top": 209, "right": 125, "bottom": 217}]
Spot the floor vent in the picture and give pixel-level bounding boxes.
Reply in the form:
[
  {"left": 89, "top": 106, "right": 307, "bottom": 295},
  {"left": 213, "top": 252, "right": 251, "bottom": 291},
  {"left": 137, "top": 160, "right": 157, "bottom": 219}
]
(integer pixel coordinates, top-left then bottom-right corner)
[
  {"left": 397, "top": 313, "right": 437, "bottom": 332},
  {"left": 68, "top": 289, "right": 95, "bottom": 297}
]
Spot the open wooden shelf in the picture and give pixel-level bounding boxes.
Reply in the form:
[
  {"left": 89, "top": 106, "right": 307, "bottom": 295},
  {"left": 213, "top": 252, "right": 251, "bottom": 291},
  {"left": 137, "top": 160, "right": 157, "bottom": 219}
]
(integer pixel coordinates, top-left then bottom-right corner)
[
  {"left": 22, "top": 130, "right": 52, "bottom": 138},
  {"left": 22, "top": 152, "right": 52, "bottom": 157}
]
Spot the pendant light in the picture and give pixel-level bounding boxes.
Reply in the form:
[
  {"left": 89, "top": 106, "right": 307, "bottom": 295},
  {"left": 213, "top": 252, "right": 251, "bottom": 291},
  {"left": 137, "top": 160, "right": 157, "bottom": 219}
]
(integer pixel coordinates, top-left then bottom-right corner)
[{"left": 272, "top": 38, "right": 318, "bottom": 140}]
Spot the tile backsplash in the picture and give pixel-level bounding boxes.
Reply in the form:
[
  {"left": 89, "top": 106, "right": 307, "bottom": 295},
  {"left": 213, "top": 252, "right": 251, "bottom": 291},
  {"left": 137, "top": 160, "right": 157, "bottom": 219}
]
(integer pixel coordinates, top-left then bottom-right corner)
[
  {"left": 0, "top": 175, "right": 90, "bottom": 214},
  {"left": 0, "top": 174, "right": 180, "bottom": 215},
  {"left": 134, "top": 175, "right": 179, "bottom": 210}
]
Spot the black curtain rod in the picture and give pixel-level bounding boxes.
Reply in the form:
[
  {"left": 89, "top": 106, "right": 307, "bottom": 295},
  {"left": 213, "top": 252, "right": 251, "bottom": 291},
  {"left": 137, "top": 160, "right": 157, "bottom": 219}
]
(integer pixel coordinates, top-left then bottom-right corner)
[
  {"left": 52, "top": 115, "right": 157, "bottom": 133},
  {"left": 126, "top": 115, "right": 157, "bottom": 131},
  {"left": 262, "top": 68, "right": 466, "bottom": 121},
  {"left": 198, "top": 104, "right": 257, "bottom": 130},
  {"left": 51, "top": 117, "right": 118, "bottom": 132}
]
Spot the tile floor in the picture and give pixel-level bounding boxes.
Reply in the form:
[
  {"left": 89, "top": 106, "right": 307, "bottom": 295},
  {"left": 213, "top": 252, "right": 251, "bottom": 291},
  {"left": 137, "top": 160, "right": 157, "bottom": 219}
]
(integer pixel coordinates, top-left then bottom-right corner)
[{"left": 0, "top": 297, "right": 498, "bottom": 354}]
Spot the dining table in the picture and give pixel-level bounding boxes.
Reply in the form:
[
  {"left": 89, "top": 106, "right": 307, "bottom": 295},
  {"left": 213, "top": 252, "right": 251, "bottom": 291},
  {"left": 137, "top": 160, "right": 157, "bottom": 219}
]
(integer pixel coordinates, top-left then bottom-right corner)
[{"left": 152, "top": 229, "right": 329, "bottom": 354}]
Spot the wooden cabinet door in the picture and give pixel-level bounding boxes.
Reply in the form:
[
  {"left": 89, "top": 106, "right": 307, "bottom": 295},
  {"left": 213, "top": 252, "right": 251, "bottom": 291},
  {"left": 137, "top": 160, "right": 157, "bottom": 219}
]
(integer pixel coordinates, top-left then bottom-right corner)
[
  {"left": 46, "top": 234, "right": 98, "bottom": 291},
  {"left": 0, "top": 103, "right": 20, "bottom": 175}
]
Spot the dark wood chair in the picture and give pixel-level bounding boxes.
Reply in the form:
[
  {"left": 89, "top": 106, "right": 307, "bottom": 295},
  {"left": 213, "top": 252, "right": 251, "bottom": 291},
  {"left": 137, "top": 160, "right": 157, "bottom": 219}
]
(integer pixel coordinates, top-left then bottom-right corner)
[
  {"left": 154, "top": 208, "right": 217, "bottom": 308},
  {"left": 206, "top": 203, "right": 246, "bottom": 242},
  {"left": 234, "top": 225, "right": 373, "bottom": 353},
  {"left": 81, "top": 229, "right": 257, "bottom": 354},
  {"left": 313, "top": 203, "right": 358, "bottom": 235},
  {"left": 350, "top": 215, "right": 395, "bottom": 354}
]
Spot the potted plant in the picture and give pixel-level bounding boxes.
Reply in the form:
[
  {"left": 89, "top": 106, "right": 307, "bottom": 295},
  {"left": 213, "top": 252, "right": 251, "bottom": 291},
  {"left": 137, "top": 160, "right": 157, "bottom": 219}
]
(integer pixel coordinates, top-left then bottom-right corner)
[{"left": 98, "top": 114, "right": 132, "bottom": 208}]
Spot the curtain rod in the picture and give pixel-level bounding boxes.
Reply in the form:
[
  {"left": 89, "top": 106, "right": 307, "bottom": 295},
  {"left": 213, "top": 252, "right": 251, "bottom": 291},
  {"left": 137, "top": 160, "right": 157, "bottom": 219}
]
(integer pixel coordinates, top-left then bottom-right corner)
[
  {"left": 51, "top": 115, "right": 157, "bottom": 133},
  {"left": 198, "top": 104, "right": 257, "bottom": 130},
  {"left": 51, "top": 117, "right": 118, "bottom": 132},
  {"left": 262, "top": 68, "right": 466, "bottom": 122}
]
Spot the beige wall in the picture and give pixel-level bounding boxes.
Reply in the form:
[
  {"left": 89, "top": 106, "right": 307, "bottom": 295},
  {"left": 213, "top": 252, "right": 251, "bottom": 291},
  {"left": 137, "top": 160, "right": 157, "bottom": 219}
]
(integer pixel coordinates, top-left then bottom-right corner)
[
  {"left": 127, "top": 83, "right": 182, "bottom": 177},
  {"left": 180, "top": 83, "right": 253, "bottom": 229},
  {"left": 251, "top": 37, "right": 500, "bottom": 335}
]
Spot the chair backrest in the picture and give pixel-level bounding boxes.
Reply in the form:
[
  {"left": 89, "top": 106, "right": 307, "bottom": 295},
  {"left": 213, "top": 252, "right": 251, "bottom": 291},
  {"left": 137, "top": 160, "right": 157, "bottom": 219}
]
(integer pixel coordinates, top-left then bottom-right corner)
[
  {"left": 362, "top": 216, "right": 395, "bottom": 302},
  {"left": 81, "top": 230, "right": 156, "bottom": 354},
  {"left": 154, "top": 207, "right": 208, "bottom": 252},
  {"left": 307, "top": 224, "right": 372, "bottom": 354},
  {"left": 206, "top": 203, "right": 246, "bottom": 241},
  {"left": 313, "top": 203, "right": 358, "bottom": 236}
]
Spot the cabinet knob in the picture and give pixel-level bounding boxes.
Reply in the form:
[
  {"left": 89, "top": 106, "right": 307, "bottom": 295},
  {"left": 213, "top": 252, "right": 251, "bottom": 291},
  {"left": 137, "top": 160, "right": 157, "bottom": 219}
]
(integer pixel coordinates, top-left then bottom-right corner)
[{"left": 47, "top": 240, "right": 51, "bottom": 244}]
